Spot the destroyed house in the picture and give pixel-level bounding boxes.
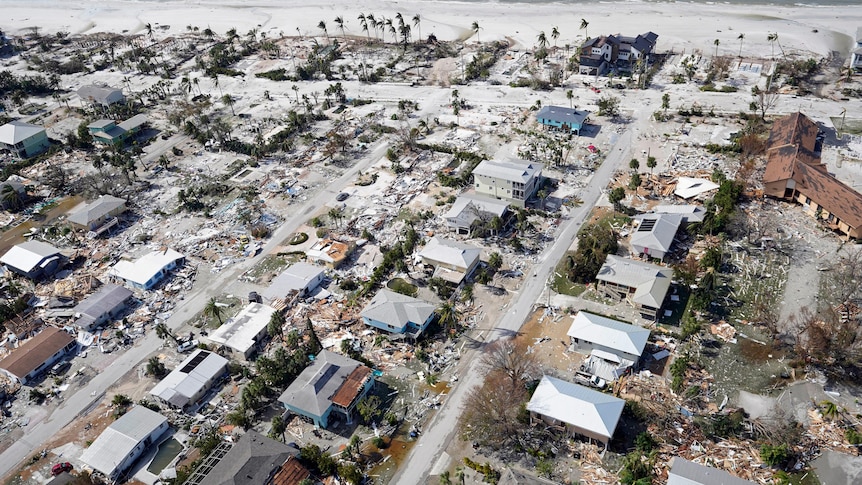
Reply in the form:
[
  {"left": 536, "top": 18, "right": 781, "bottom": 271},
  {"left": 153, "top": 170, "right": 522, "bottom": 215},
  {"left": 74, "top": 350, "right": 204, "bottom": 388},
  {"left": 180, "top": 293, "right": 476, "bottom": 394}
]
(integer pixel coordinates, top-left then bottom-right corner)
[
  {"left": 630, "top": 213, "right": 683, "bottom": 260},
  {"left": 418, "top": 237, "right": 481, "bottom": 285},
  {"left": 0, "top": 240, "right": 64, "bottom": 280},
  {"left": 80, "top": 406, "right": 168, "bottom": 482},
  {"left": 72, "top": 283, "right": 134, "bottom": 330},
  {"left": 0, "top": 326, "right": 76, "bottom": 384},
  {"left": 204, "top": 303, "right": 276, "bottom": 361},
  {"left": 361, "top": 289, "right": 436, "bottom": 338},
  {"left": 472, "top": 159, "right": 543, "bottom": 208},
  {"left": 648, "top": 204, "right": 706, "bottom": 223},
  {"left": 0, "top": 120, "right": 51, "bottom": 158},
  {"left": 278, "top": 350, "right": 374, "bottom": 428},
  {"left": 67, "top": 195, "right": 126, "bottom": 235},
  {"left": 194, "top": 431, "right": 301, "bottom": 485},
  {"left": 535, "top": 106, "right": 590, "bottom": 135},
  {"left": 667, "top": 457, "right": 756, "bottom": 485},
  {"left": 87, "top": 114, "right": 147, "bottom": 145},
  {"left": 108, "top": 248, "right": 184, "bottom": 290},
  {"left": 305, "top": 238, "right": 352, "bottom": 269},
  {"left": 0, "top": 179, "right": 26, "bottom": 210},
  {"left": 595, "top": 254, "right": 671, "bottom": 320},
  {"left": 443, "top": 193, "right": 509, "bottom": 235},
  {"left": 150, "top": 349, "right": 228, "bottom": 413},
  {"left": 527, "top": 375, "right": 624, "bottom": 446},
  {"left": 763, "top": 112, "right": 862, "bottom": 240},
  {"left": 77, "top": 85, "right": 125, "bottom": 106},
  {"left": 262, "top": 262, "right": 325, "bottom": 301}
]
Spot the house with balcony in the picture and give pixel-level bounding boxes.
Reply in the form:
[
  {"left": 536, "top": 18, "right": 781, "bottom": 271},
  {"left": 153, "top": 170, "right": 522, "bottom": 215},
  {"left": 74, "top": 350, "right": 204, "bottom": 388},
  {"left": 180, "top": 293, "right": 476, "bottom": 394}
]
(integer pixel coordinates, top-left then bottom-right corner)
[
  {"left": 0, "top": 121, "right": 51, "bottom": 158},
  {"left": 536, "top": 106, "right": 590, "bottom": 135},
  {"left": 361, "top": 289, "right": 436, "bottom": 339},
  {"left": 204, "top": 303, "right": 277, "bottom": 361},
  {"left": 595, "top": 255, "right": 672, "bottom": 320},
  {"left": 567, "top": 311, "right": 650, "bottom": 381},
  {"left": 77, "top": 85, "right": 125, "bottom": 107},
  {"left": 418, "top": 237, "right": 481, "bottom": 285},
  {"left": 630, "top": 213, "right": 683, "bottom": 261},
  {"left": 443, "top": 193, "right": 509, "bottom": 235},
  {"left": 472, "top": 159, "right": 543, "bottom": 208},
  {"left": 278, "top": 350, "right": 374, "bottom": 429},
  {"left": 67, "top": 195, "right": 126, "bottom": 237},
  {"left": 579, "top": 32, "right": 658, "bottom": 75},
  {"left": 763, "top": 112, "right": 862, "bottom": 240}
]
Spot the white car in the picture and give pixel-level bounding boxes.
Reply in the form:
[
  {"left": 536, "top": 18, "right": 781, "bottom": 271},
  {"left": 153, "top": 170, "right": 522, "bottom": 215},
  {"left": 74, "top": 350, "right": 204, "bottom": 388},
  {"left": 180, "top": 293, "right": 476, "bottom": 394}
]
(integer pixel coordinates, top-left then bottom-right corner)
[{"left": 177, "top": 339, "right": 199, "bottom": 353}]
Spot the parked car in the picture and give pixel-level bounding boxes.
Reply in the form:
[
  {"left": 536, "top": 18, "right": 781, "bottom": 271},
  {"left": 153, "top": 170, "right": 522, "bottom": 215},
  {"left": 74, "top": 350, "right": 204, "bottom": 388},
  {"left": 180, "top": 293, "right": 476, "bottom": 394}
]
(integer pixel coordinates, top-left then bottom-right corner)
[
  {"left": 336, "top": 192, "right": 350, "bottom": 202},
  {"left": 52, "top": 463, "right": 73, "bottom": 476},
  {"left": 177, "top": 339, "right": 199, "bottom": 353},
  {"left": 50, "top": 361, "right": 71, "bottom": 376}
]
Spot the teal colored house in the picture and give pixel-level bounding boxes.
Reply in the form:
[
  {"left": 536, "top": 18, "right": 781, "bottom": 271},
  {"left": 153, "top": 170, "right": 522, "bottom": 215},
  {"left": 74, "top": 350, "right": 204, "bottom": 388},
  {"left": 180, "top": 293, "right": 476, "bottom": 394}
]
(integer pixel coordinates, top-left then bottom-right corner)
[
  {"left": 361, "top": 289, "right": 436, "bottom": 339},
  {"left": 536, "top": 106, "right": 590, "bottom": 135},
  {"left": 0, "top": 121, "right": 51, "bottom": 158},
  {"left": 278, "top": 350, "right": 374, "bottom": 428},
  {"left": 88, "top": 114, "right": 147, "bottom": 145}
]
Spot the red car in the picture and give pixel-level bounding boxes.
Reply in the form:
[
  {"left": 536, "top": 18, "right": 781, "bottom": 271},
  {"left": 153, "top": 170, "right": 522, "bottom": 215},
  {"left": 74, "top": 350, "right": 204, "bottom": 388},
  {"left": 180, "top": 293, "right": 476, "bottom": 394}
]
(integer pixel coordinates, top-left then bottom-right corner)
[{"left": 51, "top": 462, "right": 72, "bottom": 476}]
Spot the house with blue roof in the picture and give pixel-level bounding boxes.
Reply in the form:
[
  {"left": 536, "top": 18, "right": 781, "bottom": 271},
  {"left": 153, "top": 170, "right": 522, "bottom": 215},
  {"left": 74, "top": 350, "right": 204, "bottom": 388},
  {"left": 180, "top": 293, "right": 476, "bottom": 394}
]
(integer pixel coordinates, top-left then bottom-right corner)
[{"left": 361, "top": 289, "right": 436, "bottom": 339}]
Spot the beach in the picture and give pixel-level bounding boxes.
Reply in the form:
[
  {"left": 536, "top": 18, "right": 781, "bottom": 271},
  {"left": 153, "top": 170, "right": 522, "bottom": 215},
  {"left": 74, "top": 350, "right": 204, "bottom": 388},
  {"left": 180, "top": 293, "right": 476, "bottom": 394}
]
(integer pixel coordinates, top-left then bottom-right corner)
[{"left": 2, "top": 0, "right": 861, "bottom": 59}]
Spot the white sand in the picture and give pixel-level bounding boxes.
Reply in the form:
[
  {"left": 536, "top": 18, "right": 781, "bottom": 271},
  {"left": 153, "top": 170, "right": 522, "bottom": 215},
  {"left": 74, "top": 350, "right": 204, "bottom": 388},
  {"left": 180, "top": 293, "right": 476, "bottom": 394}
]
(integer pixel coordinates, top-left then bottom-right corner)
[{"left": 2, "top": 0, "right": 861, "bottom": 59}]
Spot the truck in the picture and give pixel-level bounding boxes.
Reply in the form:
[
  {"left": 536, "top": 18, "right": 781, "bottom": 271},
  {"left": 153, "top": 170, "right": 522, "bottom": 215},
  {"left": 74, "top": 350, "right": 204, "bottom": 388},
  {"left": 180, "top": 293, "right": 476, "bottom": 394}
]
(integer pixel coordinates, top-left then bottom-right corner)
[{"left": 574, "top": 371, "right": 607, "bottom": 389}]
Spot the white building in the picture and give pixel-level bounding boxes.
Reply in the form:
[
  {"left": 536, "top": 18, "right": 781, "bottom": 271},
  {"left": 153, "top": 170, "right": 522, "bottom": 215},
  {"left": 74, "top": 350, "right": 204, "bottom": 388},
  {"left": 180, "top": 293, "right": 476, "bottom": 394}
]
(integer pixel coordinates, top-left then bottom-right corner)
[
  {"left": 150, "top": 349, "right": 228, "bottom": 413},
  {"left": 567, "top": 311, "right": 650, "bottom": 381},
  {"left": 443, "top": 193, "right": 509, "bottom": 235},
  {"left": 204, "top": 303, "right": 276, "bottom": 360},
  {"left": 595, "top": 255, "right": 672, "bottom": 320},
  {"left": 472, "top": 159, "right": 543, "bottom": 208},
  {"left": 418, "top": 237, "right": 481, "bottom": 285},
  {"left": 262, "top": 262, "right": 325, "bottom": 301},
  {"left": 630, "top": 213, "right": 683, "bottom": 260},
  {"left": 108, "top": 248, "right": 184, "bottom": 290},
  {"left": 852, "top": 27, "right": 862, "bottom": 72},
  {"left": 0, "top": 240, "right": 64, "bottom": 280},
  {"left": 80, "top": 405, "right": 169, "bottom": 481}
]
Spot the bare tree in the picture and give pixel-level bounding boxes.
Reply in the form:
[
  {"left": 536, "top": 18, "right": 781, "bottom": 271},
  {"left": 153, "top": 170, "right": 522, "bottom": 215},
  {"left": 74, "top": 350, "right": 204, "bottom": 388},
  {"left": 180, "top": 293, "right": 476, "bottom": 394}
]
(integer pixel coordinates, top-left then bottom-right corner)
[
  {"left": 480, "top": 339, "right": 540, "bottom": 388},
  {"left": 460, "top": 369, "right": 529, "bottom": 449},
  {"left": 751, "top": 83, "right": 780, "bottom": 121}
]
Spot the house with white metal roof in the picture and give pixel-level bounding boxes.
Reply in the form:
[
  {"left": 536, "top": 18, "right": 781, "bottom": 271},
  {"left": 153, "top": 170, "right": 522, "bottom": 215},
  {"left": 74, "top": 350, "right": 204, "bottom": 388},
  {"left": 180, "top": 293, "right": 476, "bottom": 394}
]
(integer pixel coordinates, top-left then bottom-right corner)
[
  {"left": 361, "top": 289, "right": 436, "bottom": 338},
  {"left": 77, "top": 85, "right": 125, "bottom": 106},
  {"left": 667, "top": 457, "right": 756, "bottom": 485},
  {"left": 108, "top": 248, "right": 184, "bottom": 290},
  {"left": 472, "top": 159, "right": 543, "bottom": 208},
  {"left": 67, "top": 195, "right": 126, "bottom": 235},
  {"left": 0, "top": 121, "right": 51, "bottom": 158},
  {"left": 262, "top": 262, "right": 325, "bottom": 301},
  {"left": 72, "top": 283, "right": 134, "bottom": 330},
  {"left": 418, "top": 237, "right": 481, "bottom": 285},
  {"left": 150, "top": 349, "right": 228, "bottom": 413},
  {"left": 443, "top": 193, "right": 509, "bottom": 235},
  {"left": 80, "top": 405, "right": 169, "bottom": 482},
  {"left": 527, "top": 375, "right": 624, "bottom": 446},
  {"left": 204, "top": 303, "right": 276, "bottom": 361},
  {"left": 536, "top": 106, "right": 590, "bottom": 135},
  {"left": 278, "top": 350, "right": 374, "bottom": 428},
  {"left": 595, "top": 254, "right": 672, "bottom": 320},
  {"left": 0, "top": 240, "right": 65, "bottom": 280},
  {"left": 675, "top": 177, "right": 719, "bottom": 200},
  {"left": 567, "top": 311, "right": 649, "bottom": 363},
  {"left": 630, "top": 213, "right": 683, "bottom": 260}
]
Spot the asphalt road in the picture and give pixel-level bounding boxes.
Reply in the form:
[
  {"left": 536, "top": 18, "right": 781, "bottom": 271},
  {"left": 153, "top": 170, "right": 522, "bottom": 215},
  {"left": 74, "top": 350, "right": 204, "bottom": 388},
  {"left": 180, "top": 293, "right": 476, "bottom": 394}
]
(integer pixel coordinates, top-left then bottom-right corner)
[{"left": 392, "top": 125, "right": 636, "bottom": 485}]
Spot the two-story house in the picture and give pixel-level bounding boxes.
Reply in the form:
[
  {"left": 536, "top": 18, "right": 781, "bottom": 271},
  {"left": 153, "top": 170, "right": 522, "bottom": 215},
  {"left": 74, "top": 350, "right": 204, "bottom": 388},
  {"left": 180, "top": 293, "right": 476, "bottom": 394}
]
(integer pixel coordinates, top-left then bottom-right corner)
[
  {"left": 579, "top": 32, "right": 658, "bottom": 75},
  {"left": 0, "top": 121, "right": 51, "bottom": 159},
  {"left": 472, "top": 159, "right": 543, "bottom": 208}
]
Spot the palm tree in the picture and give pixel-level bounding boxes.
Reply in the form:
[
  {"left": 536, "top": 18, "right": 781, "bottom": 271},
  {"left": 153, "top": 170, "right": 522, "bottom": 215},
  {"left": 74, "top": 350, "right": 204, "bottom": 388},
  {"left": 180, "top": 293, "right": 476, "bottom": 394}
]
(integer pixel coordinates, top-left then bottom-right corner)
[
  {"left": 537, "top": 31, "right": 548, "bottom": 50},
  {"left": 413, "top": 14, "right": 422, "bottom": 44},
  {"left": 767, "top": 32, "right": 779, "bottom": 59},
  {"left": 713, "top": 38, "right": 720, "bottom": 57},
  {"left": 567, "top": 89, "right": 574, "bottom": 108},
  {"left": 222, "top": 94, "right": 236, "bottom": 115},
  {"left": 328, "top": 207, "right": 343, "bottom": 228},
  {"left": 455, "top": 467, "right": 466, "bottom": 485},
  {"left": 488, "top": 252, "right": 503, "bottom": 270},
  {"left": 318, "top": 20, "right": 328, "bottom": 41},
  {"left": 268, "top": 311, "right": 285, "bottom": 342},
  {"left": 471, "top": 21, "right": 481, "bottom": 43},
  {"left": 210, "top": 72, "right": 222, "bottom": 96},
  {"left": 204, "top": 297, "right": 225, "bottom": 325},
  {"left": 821, "top": 401, "right": 839, "bottom": 421},
  {"left": 436, "top": 301, "right": 460, "bottom": 335},
  {"left": 0, "top": 184, "right": 23, "bottom": 211},
  {"left": 145, "top": 23, "right": 154, "bottom": 41},
  {"left": 334, "top": 16, "right": 346, "bottom": 40},
  {"left": 367, "top": 14, "right": 378, "bottom": 41},
  {"left": 291, "top": 84, "right": 299, "bottom": 103},
  {"left": 579, "top": 18, "right": 589, "bottom": 40},
  {"left": 358, "top": 14, "right": 369, "bottom": 43},
  {"left": 551, "top": 26, "right": 560, "bottom": 49},
  {"left": 737, "top": 33, "right": 745, "bottom": 57}
]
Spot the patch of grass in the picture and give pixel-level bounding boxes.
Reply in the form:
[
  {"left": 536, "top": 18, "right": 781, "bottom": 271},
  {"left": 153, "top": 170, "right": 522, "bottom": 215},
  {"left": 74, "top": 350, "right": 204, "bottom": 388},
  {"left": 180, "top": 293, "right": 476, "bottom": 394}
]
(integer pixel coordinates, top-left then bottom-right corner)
[
  {"left": 192, "top": 295, "right": 243, "bottom": 329},
  {"left": 245, "top": 255, "right": 292, "bottom": 281},
  {"left": 387, "top": 278, "right": 418, "bottom": 297},
  {"left": 551, "top": 251, "right": 586, "bottom": 297},
  {"left": 831, "top": 117, "right": 862, "bottom": 136},
  {"left": 288, "top": 232, "right": 309, "bottom": 245}
]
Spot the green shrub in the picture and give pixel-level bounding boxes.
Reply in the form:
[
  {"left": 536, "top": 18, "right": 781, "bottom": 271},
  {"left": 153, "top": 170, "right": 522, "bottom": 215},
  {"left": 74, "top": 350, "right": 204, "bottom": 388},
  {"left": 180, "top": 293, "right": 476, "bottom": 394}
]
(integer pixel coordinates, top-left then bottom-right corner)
[{"left": 760, "top": 443, "right": 790, "bottom": 466}]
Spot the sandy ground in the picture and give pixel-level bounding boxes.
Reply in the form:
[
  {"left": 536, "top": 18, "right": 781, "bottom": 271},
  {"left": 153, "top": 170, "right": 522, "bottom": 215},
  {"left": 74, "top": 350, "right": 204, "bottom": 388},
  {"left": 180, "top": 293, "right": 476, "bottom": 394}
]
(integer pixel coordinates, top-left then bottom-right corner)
[{"left": 2, "top": 0, "right": 861, "bottom": 62}]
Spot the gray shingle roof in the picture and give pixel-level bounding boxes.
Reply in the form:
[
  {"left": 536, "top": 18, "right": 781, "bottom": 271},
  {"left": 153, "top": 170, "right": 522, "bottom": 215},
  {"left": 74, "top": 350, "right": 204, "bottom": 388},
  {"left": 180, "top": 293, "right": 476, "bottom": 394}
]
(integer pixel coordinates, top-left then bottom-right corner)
[
  {"left": 630, "top": 213, "right": 683, "bottom": 255},
  {"left": 198, "top": 431, "right": 298, "bottom": 485},
  {"left": 68, "top": 195, "right": 126, "bottom": 227},
  {"left": 361, "top": 289, "right": 435, "bottom": 332},
  {"left": 419, "top": 237, "right": 481, "bottom": 271},
  {"left": 262, "top": 262, "right": 324, "bottom": 300},
  {"left": 73, "top": 283, "right": 132, "bottom": 322},
  {"left": 596, "top": 255, "right": 672, "bottom": 308},
  {"left": 536, "top": 106, "right": 590, "bottom": 127},
  {"left": 668, "top": 457, "right": 755, "bottom": 485},
  {"left": 278, "top": 350, "right": 361, "bottom": 418}
]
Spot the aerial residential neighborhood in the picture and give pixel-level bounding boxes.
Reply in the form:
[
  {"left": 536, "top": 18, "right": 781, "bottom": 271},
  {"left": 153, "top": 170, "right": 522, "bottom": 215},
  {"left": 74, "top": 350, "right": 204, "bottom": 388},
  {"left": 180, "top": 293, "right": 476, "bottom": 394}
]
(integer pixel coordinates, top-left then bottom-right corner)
[{"left": 0, "top": 1, "right": 862, "bottom": 485}]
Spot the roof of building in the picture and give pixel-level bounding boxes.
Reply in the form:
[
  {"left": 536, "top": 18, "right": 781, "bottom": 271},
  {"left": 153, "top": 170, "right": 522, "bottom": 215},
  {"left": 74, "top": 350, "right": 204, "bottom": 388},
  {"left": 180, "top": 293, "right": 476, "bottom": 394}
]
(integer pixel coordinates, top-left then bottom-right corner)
[
  {"left": 199, "top": 431, "right": 299, "bottom": 485},
  {"left": 443, "top": 193, "right": 509, "bottom": 225},
  {"left": 262, "top": 262, "right": 324, "bottom": 300},
  {"left": 361, "top": 289, "right": 436, "bottom": 332},
  {"left": 567, "top": 311, "right": 650, "bottom": 357},
  {"left": 630, "top": 213, "right": 683, "bottom": 255},
  {"left": 472, "top": 159, "right": 543, "bottom": 184},
  {"left": 498, "top": 468, "right": 559, "bottom": 485},
  {"left": 0, "top": 121, "right": 45, "bottom": 145},
  {"left": 117, "top": 114, "right": 147, "bottom": 131},
  {"left": 0, "top": 241, "right": 62, "bottom": 273},
  {"left": 306, "top": 239, "right": 350, "bottom": 265},
  {"left": 80, "top": 406, "right": 167, "bottom": 477},
  {"left": 331, "top": 365, "right": 373, "bottom": 407},
  {"left": 150, "top": 349, "right": 229, "bottom": 408},
  {"left": 108, "top": 248, "right": 184, "bottom": 287},
  {"left": 419, "top": 237, "right": 481, "bottom": 271},
  {"left": 67, "top": 195, "right": 126, "bottom": 227},
  {"left": 0, "top": 179, "right": 25, "bottom": 194},
  {"left": 674, "top": 177, "right": 720, "bottom": 199},
  {"left": 668, "top": 457, "right": 755, "bottom": 485},
  {"left": 583, "top": 35, "right": 620, "bottom": 48},
  {"left": 269, "top": 456, "right": 312, "bottom": 485},
  {"left": 0, "top": 327, "right": 75, "bottom": 380},
  {"left": 527, "top": 375, "right": 624, "bottom": 440},
  {"left": 596, "top": 255, "right": 672, "bottom": 308},
  {"left": 207, "top": 303, "right": 276, "bottom": 355},
  {"left": 650, "top": 205, "right": 706, "bottom": 223},
  {"left": 278, "top": 350, "right": 369, "bottom": 418},
  {"left": 767, "top": 111, "right": 819, "bottom": 154},
  {"left": 536, "top": 106, "right": 590, "bottom": 126},
  {"left": 87, "top": 119, "right": 115, "bottom": 130},
  {"left": 73, "top": 283, "right": 132, "bottom": 322},
  {"left": 77, "top": 85, "right": 124, "bottom": 105},
  {"left": 792, "top": 159, "right": 862, "bottom": 230}
]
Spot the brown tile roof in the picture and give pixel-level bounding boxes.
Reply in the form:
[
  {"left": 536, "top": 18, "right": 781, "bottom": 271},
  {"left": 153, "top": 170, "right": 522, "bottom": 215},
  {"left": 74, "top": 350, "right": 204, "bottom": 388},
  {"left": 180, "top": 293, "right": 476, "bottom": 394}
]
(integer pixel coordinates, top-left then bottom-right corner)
[
  {"left": 792, "top": 162, "right": 862, "bottom": 230},
  {"left": 0, "top": 327, "right": 74, "bottom": 380},
  {"left": 330, "top": 365, "right": 372, "bottom": 408},
  {"left": 269, "top": 456, "right": 311, "bottom": 485},
  {"left": 763, "top": 144, "right": 822, "bottom": 184},
  {"left": 767, "top": 111, "right": 819, "bottom": 153}
]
